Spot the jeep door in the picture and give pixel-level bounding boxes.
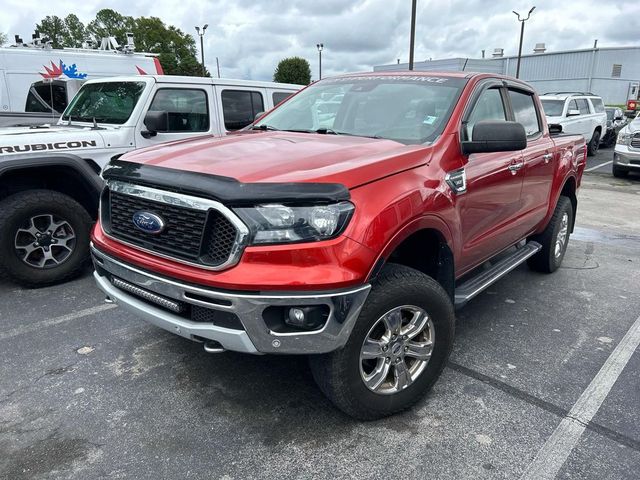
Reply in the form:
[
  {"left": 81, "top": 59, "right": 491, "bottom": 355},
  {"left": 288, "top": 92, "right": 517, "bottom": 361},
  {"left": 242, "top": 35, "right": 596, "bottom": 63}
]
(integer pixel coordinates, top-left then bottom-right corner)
[
  {"left": 456, "top": 82, "right": 525, "bottom": 272},
  {"left": 214, "top": 86, "right": 268, "bottom": 135}
]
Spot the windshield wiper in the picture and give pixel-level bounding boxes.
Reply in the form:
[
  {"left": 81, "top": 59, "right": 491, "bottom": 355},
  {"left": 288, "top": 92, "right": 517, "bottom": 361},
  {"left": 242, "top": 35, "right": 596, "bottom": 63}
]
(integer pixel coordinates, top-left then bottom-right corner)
[{"left": 251, "top": 124, "right": 280, "bottom": 131}]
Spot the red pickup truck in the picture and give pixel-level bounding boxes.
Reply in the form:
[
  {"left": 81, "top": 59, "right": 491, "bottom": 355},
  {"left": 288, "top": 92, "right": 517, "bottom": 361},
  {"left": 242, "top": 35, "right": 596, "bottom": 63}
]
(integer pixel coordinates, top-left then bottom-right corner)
[{"left": 91, "top": 72, "right": 586, "bottom": 419}]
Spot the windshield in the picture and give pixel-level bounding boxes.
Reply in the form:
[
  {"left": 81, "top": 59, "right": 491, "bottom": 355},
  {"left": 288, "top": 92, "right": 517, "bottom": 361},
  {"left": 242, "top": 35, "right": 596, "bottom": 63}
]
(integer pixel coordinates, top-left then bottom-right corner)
[
  {"left": 606, "top": 109, "right": 614, "bottom": 121},
  {"left": 255, "top": 75, "right": 467, "bottom": 145},
  {"left": 540, "top": 99, "right": 565, "bottom": 117},
  {"left": 62, "top": 81, "right": 146, "bottom": 124}
]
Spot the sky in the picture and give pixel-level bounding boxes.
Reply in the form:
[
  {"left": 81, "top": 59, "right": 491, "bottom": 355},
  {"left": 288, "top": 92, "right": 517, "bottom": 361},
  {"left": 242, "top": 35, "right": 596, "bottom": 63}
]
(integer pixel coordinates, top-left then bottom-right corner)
[{"left": 1, "top": 0, "right": 638, "bottom": 81}]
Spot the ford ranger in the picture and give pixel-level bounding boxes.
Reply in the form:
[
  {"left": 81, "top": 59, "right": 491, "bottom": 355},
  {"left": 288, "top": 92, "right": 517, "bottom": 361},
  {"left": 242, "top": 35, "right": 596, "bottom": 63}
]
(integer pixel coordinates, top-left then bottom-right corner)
[{"left": 91, "top": 72, "right": 586, "bottom": 419}]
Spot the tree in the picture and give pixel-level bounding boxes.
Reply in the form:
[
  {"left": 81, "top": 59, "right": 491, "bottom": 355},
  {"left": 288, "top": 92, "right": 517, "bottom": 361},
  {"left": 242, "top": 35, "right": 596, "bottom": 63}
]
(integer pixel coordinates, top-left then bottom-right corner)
[
  {"left": 0, "top": 32, "right": 7, "bottom": 46},
  {"left": 36, "top": 16, "right": 68, "bottom": 49},
  {"left": 63, "top": 14, "right": 86, "bottom": 48},
  {"left": 86, "top": 9, "right": 135, "bottom": 46},
  {"left": 273, "top": 57, "right": 311, "bottom": 85}
]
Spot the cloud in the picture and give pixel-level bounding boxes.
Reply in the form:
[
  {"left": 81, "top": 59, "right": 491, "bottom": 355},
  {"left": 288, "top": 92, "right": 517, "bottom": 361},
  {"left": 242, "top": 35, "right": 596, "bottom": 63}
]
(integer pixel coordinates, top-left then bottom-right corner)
[{"left": 0, "top": 0, "right": 636, "bottom": 81}]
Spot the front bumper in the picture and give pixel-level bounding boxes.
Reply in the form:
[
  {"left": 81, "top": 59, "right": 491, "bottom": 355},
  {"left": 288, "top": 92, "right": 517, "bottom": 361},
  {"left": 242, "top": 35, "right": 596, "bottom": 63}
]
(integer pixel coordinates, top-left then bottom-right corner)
[
  {"left": 613, "top": 145, "right": 640, "bottom": 170},
  {"left": 91, "top": 245, "right": 371, "bottom": 355}
]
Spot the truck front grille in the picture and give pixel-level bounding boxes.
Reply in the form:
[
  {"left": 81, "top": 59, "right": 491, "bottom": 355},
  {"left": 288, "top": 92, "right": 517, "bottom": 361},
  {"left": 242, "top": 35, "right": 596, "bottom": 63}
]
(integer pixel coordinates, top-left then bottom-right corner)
[
  {"left": 103, "top": 182, "right": 245, "bottom": 269},
  {"left": 631, "top": 133, "right": 640, "bottom": 148}
]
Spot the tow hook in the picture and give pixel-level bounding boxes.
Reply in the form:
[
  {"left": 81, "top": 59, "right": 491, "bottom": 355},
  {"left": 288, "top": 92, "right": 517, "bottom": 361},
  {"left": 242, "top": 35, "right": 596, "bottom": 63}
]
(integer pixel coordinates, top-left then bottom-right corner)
[{"left": 203, "top": 341, "right": 225, "bottom": 354}]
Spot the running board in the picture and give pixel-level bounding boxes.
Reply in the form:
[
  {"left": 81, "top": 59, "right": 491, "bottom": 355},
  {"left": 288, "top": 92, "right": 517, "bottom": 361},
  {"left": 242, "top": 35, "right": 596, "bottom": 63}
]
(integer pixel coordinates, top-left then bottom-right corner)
[{"left": 454, "top": 242, "right": 541, "bottom": 308}]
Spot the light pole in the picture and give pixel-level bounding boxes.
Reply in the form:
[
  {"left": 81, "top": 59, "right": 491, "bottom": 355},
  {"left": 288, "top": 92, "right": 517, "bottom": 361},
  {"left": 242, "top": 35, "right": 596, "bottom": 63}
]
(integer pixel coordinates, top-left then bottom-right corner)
[
  {"left": 513, "top": 7, "right": 535, "bottom": 79},
  {"left": 195, "top": 24, "right": 208, "bottom": 77},
  {"left": 316, "top": 43, "right": 323, "bottom": 80},
  {"left": 409, "top": 0, "right": 417, "bottom": 70}
]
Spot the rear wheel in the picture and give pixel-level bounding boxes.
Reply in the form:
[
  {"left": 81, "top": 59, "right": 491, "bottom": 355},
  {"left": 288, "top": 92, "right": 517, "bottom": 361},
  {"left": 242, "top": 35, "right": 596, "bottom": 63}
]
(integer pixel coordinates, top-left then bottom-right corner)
[
  {"left": 527, "top": 196, "right": 573, "bottom": 273},
  {"left": 0, "top": 190, "right": 92, "bottom": 287},
  {"left": 309, "top": 264, "right": 455, "bottom": 420},
  {"left": 612, "top": 165, "right": 629, "bottom": 178},
  {"left": 587, "top": 130, "right": 600, "bottom": 156}
]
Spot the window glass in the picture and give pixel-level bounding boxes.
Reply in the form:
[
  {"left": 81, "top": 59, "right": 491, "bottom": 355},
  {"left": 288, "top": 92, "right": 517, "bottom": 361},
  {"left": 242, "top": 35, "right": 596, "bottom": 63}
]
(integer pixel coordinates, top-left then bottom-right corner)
[
  {"left": 568, "top": 100, "right": 579, "bottom": 114},
  {"left": 221, "top": 90, "right": 264, "bottom": 130},
  {"left": 62, "top": 81, "right": 145, "bottom": 124},
  {"left": 272, "top": 92, "right": 292, "bottom": 106},
  {"left": 577, "top": 99, "right": 590, "bottom": 114},
  {"left": 25, "top": 83, "right": 67, "bottom": 113},
  {"left": 148, "top": 89, "right": 209, "bottom": 132},
  {"left": 466, "top": 88, "right": 506, "bottom": 139},
  {"left": 590, "top": 98, "right": 604, "bottom": 113},
  {"left": 508, "top": 90, "right": 540, "bottom": 136},
  {"left": 540, "top": 99, "right": 564, "bottom": 117}
]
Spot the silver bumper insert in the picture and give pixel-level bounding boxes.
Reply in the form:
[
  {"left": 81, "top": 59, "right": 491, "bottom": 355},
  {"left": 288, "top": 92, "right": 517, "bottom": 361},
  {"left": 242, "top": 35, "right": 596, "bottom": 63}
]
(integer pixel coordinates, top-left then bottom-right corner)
[{"left": 91, "top": 245, "right": 371, "bottom": 355}]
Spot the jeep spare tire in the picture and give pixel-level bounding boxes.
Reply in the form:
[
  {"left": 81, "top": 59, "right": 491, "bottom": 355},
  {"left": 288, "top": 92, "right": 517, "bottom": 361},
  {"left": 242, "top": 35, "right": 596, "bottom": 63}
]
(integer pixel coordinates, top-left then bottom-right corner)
[{"left": 0, "top": 190, "right": 92, "bottom": 287}]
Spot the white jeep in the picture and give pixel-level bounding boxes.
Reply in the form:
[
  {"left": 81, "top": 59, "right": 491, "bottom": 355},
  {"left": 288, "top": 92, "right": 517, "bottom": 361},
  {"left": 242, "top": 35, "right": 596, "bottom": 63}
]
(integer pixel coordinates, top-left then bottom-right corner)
[
  {"left": 540, "top": 92, "right": 607, "bottom": 156},
  {"left": 0, "top": 75, "right": 300, "bottom": 287}
]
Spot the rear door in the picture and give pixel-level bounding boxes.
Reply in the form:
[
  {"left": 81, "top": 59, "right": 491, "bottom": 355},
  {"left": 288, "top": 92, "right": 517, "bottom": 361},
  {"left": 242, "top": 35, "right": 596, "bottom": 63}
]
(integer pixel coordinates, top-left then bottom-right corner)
[
  {"left": 456, "top": 81, "right": 525, "bottom": 272},
  {"left": 136, "top": 83, "right": 214, "bottom": 149},
  {"left": 215, "top": 86, "right": 267, "bottom": 134},
  {"left": 507, "top": 87, "right": 555, "bottom": 228}
]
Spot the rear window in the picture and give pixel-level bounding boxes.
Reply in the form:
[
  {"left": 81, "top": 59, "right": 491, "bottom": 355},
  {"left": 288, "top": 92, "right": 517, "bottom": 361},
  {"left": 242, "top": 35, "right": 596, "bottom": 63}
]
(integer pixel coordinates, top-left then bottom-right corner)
[
  {"left": 509, "top": 90, "right": 541, "bottom": 136},
  {"left": 590, "top": 97, "right": 605, "bottom": 113}
]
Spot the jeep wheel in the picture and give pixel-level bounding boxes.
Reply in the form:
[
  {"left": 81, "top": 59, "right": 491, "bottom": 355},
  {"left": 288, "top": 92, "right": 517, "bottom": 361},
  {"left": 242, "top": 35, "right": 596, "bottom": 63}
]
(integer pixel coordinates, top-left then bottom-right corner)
[
  {"left": 0, "top": 190, "right": 92, "bottom": 288},
  {"left": 309, "top": 264, "right": 455, "bottom": 420},
  {"left": 587, "top": 130, "right": 600, "bottom": 156},
  {"left": 612, "top": 165, "right": 629, "bottom": 178},
  {"left": 527, "top": 196, "right": 573, "bottom": 273}
]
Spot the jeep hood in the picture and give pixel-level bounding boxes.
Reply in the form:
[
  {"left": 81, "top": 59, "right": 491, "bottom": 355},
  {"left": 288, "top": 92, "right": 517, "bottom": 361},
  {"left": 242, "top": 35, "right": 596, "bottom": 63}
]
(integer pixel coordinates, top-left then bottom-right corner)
[
  {"left": 0, "top": 124, "right": 109, "bottom": 154},
  {"left": 119, "top": 132, "right": 432, "bottom": 188}
]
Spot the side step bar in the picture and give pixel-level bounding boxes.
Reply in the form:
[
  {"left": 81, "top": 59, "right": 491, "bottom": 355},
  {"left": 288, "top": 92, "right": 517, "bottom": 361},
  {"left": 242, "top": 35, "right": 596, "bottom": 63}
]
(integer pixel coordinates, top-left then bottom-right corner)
[{"left": 454, "top": 241, "right": 542, "bottom": 308}]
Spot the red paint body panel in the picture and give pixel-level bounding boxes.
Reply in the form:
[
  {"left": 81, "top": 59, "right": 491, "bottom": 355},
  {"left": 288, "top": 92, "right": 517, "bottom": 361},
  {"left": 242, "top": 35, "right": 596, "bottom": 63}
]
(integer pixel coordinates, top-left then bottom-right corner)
[{"left": 92, "top": 71, "right": 586, "bottom": 292}]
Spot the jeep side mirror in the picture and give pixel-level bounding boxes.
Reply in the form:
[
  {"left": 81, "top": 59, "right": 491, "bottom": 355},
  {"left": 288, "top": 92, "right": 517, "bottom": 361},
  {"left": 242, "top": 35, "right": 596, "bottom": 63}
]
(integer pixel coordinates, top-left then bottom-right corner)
[
  {"left": 461, "top": 121, "right": 527, "bottom": 155},
  {"left": 254, "top": 111, "right": 265, "bottom": 121},
  {"left": 566, "top": 109, "right": 580, "bottom": 117},
  {"left": 141, "top": 111, "right": 169, "bottom": 139}
]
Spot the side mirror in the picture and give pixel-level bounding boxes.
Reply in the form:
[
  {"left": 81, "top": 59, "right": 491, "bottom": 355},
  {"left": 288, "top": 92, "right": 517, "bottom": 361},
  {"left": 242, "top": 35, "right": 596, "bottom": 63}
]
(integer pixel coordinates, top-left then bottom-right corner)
[
  {"left": 141, "top": 111, "right": 168, "bottom": 138},
  {"left": 548, "top": 123, "right": 563, "bottom": 135},
  {"left": 461, "top": 121, "right": 527, "bottom": 155},
  {"left": 254, "top": 111, "right": 265, "bottom": 122},
  {"left": 566, "top": 109, "right": 580, "bottom": 117}
]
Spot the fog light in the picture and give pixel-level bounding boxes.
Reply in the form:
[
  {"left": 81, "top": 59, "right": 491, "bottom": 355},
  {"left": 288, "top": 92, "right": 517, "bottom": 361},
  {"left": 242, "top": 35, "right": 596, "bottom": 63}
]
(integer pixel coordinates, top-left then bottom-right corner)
[
  {"left": 284, "top": 306, "right": 328, "bottom": 330},
  {"left": 289, "top": 308, "right": 306, "bottom": 324}
]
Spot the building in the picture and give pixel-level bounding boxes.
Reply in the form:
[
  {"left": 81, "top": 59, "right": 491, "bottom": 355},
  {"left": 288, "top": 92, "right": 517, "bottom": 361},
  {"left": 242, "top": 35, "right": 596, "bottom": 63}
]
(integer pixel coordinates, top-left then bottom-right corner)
[{"left": 374, "top": 45, "right": 640, "bottom": 105}]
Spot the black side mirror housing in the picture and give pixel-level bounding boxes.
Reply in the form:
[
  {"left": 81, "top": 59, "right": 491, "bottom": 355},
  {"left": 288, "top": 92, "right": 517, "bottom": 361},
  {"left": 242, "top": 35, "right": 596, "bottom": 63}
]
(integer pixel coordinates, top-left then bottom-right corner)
[
  {"left": 548, "top": 123, "right": 563, "bottom": 135},
  {"left": 254, "top": 111, "right": 265, "bottom": 122},
  {"left": 141, "top": 111, "right": 169, "bottom": 138},
  {"left": 461, "top": 121, "right": 527, "bottom": 155}
]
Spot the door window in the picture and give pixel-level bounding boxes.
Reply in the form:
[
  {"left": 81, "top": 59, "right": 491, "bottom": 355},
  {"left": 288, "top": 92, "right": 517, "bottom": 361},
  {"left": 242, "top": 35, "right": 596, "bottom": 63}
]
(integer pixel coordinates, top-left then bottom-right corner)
[
  {"left": 466, "top": 88, "right": 506, "bottom": 139},
  {"left": 508, "top": 90, "right": 540, "bottom": 136},
  {"left": 25, "top": 82, "right": 68, "bottom": 113},
  {"left": 576, "top": 99, "right": 590, "bottom": 115},
  {"left": 272, "top": 91, "right": 292, "bottom": 106},
  {"left": 568, "top": 100, "right": 580, "bottom": 115},
  {"left": 221, "top": 90, "right": 264, "bottom": 130},
  {"left": 148, "top": 89, "right": 209, "bottom": 132},
  {"left": 590, "top": 98, "right": 605, "bottom": 113}
]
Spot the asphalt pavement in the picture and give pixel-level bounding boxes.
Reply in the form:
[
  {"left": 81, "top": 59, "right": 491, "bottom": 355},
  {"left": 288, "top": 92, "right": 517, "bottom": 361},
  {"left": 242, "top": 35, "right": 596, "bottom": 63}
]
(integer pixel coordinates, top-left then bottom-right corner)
[{"left": 1, "top": 167, "right": 639, "bottom": 479}]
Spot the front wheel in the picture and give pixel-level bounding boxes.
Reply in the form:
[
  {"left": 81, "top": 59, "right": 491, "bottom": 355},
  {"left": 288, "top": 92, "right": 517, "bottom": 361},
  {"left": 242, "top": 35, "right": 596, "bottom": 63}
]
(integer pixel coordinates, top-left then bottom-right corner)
[
  {"left": 309, "top": 264, "right": 455, "bottom": 420},
  {"left": 527, "top": 196, "right": 573, "bottom": 273},
  {"left": 0, "top": 190, "right": 92, "bottom": 288},
  {"left": 612, "top": 165, "right": 629, "bottom": 178},
  {"left": 587, "top": 130, "right": 600, "bottom": 156}
]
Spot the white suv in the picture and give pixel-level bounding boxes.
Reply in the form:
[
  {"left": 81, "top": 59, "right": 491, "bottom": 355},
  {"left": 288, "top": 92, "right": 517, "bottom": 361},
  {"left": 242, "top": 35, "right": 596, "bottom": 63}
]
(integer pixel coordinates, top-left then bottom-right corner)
[{"left": 540, "top": 92, "right": 607, "bottom": 156}]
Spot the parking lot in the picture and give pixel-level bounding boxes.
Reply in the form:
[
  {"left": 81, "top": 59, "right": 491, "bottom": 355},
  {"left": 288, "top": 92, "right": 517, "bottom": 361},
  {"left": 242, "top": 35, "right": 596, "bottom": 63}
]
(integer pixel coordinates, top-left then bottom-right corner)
[{"left": 1, "top": 146, "right": 639, "bottom": 479}]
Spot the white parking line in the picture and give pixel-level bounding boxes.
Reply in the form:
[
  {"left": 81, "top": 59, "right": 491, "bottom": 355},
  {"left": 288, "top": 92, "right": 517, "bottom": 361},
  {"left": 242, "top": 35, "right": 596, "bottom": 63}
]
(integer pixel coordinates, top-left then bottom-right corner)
[
  {"left": 0, "top": 303, "right": 117, "bottom": 341},
  {"left": 520, "top": 314, "right": 640, "bottom": 480},
  {"left": 585, "top": 160, "right": 613, "bottom": 172}
]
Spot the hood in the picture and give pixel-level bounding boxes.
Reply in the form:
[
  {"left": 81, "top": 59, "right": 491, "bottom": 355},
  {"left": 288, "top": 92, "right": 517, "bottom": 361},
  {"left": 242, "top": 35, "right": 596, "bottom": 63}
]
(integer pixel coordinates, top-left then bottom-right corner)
[
  {"left": 120, "top": 131, "right": 431, "bottom": 188},
  {"left": 0, "top": 124, "right": 109, "bottom": 156},
  {"left": 627, "top": 117, "right": 640, "bottom": 133}
]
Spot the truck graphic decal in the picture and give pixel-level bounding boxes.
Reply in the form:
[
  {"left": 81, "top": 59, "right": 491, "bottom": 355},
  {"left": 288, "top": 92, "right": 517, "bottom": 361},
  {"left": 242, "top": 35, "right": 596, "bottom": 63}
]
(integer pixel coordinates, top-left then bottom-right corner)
[
  {"left": 40, "top": 60, "right": 88, "bottom": 80},
  {"left": 0, "top": 140, "right": 97, "bottom": 154}
]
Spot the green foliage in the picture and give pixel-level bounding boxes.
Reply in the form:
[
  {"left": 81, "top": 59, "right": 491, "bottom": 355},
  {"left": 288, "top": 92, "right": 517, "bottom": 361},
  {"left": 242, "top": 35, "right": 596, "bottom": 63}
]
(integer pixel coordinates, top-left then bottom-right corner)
[
  {"left": 273, "top": 57, "right": 311, "bottom": 85},
  {"left": 33, "top": 9, "right": 205, "bottom": 76},
  {"left": 0, "top": 32, "right": 7, "bottom": 46}
]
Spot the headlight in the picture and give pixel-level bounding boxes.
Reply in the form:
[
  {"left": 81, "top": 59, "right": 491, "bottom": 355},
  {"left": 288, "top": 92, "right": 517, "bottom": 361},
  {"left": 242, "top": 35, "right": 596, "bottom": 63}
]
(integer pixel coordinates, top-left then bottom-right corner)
[
  {"left": 617, "top": 131, "right": 632, "bottom": 145},
  {"left": 235, "top": 202, "right": 354, "bottom": 244}
]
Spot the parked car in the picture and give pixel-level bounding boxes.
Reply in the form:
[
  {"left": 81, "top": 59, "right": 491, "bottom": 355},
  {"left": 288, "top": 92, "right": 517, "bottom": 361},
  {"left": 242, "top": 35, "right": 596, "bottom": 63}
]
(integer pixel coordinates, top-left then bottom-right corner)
[
  {"left": 612, "top": 112, "right": 640, "bottom": 178},
  {"left": 601, "top": 107, "right": 628, "bottom": 147},
  {"left": 0, "top": 75, "right": 301, "bottom": 287},
  {"left": 540, "top": 92, "right": 607, "bottom": 156},
  {"left": 91, "top": 71, "right": 586, "bottom": 419}
]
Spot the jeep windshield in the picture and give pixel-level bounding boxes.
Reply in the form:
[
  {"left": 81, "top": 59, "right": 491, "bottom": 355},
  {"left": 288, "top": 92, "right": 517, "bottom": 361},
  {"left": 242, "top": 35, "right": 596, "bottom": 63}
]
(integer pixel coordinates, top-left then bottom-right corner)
[
  {"left": 254, "top": 75, "right": 467, "bottom": 145},
  {"left": 62, "top": 81, "right": 146, "bottom": 124}
]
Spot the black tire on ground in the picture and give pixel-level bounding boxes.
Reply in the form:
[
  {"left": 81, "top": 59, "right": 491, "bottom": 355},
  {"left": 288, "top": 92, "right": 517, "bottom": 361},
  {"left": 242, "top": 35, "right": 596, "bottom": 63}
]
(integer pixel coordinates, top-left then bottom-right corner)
[
  {"left": 587, "top": 130, "right": 601, "bottom": 156},
  {"left": 527, "top": 196, "right": 573, "bottom": 273},
  {"left": 612, "top": 164, "right": 629, "bottom": 178},
  {"left": 0, "top": 190, "right": 92, "bottom": 288},
  {"left": 309, "top": 263, "right": 455, "bottom": 420}
]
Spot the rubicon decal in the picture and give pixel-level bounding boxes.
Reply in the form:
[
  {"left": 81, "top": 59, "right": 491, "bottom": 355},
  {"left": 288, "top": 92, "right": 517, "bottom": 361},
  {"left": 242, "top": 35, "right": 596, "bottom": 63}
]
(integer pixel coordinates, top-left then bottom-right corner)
[{"left": 0, "top": 140, "right": 97, "bottom": 154}]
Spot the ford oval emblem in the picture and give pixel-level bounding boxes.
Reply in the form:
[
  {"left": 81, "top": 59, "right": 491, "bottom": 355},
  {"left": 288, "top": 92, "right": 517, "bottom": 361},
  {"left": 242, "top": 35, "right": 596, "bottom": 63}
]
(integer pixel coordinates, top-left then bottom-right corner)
[{"left": 132, "top": 211, "right": 165, "bottom": 234}]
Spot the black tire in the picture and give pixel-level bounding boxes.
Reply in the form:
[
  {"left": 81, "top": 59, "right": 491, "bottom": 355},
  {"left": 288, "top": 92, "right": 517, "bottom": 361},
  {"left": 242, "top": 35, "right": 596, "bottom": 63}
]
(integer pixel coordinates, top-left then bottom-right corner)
[
  {"left": 0, "top": 190, "right": 92, "bottom": 288},
  {"left": 587, "top": 130, "right": 600, "bottom": 156},
  {"left": 527, "top": 196, "right": 573, "bottom": 273},
  {"left": 309, "top": 264, "right": 455, "bottom": 420},
  {"left": 612, "top": 165, "right": 629, "bottom": 178}
]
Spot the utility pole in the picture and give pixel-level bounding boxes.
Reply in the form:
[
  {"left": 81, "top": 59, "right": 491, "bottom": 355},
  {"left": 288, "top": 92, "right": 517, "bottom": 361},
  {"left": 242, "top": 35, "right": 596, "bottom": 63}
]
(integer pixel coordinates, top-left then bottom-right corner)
[
  {"left": 513, "top": 7, "right": 535, "bottom": 79},
  {"left": 317, "top": 43, "right": 324, "bottom": 80},
  {"left": 409, "top": 0, "right": 417, "bottom": 70},
  {"left": 195, "top": 24, "right": 208, "bottom": 76}
]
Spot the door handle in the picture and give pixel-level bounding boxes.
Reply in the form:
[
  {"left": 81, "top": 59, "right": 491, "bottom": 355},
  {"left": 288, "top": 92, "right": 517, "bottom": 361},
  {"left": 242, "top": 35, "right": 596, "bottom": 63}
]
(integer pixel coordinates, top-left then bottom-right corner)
[
  {"left": 508, "top": 161, "right": 524, "bottom": 174},
  {"left": 543, "top": 153, "right": 553, "bottom": 163}
]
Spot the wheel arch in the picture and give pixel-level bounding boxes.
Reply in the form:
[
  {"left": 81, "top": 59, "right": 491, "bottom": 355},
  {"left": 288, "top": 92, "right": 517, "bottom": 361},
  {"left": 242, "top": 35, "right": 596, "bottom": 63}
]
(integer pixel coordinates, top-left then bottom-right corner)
[{"left": 559, "top": 175, "right": 578, "bottom": 232}]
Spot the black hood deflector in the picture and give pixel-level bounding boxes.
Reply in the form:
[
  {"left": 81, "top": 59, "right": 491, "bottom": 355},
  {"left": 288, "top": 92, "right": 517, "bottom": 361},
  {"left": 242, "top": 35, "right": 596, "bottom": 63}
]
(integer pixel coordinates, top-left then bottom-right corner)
[{"left": 102, "top": 159, "right": 350, "bottom": 206}]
